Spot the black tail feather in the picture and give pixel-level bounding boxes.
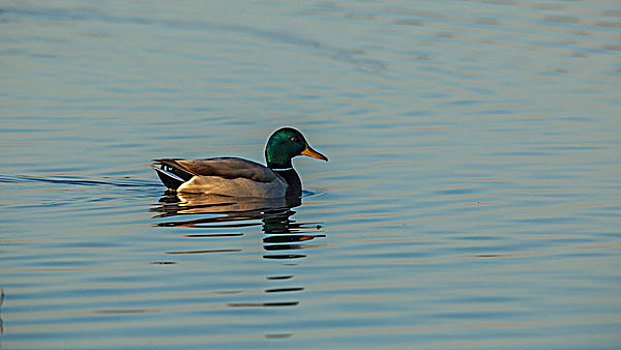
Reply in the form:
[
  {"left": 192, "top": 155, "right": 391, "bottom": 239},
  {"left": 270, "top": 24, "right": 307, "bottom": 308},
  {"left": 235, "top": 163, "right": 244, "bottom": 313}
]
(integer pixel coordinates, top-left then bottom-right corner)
[{"left": 152, "top": 160, "right": 194, "bottom": 191}]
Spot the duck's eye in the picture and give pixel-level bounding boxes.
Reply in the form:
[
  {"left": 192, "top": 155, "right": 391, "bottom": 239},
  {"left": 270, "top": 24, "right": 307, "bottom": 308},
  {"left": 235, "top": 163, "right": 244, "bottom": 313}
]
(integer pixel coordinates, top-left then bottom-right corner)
[{"left": 290, "top": 136, "right": 297, "bottom": 142}]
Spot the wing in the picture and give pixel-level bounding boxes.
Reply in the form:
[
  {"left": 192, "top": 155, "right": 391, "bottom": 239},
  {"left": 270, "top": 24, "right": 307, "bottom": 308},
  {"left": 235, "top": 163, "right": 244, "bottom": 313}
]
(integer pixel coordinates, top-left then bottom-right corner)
[
  {"left": 153, "top": 157, "right": 277, "bottom": 183},
  {"left": 152, "top": 157, "right": 286, "bottom": 196}
]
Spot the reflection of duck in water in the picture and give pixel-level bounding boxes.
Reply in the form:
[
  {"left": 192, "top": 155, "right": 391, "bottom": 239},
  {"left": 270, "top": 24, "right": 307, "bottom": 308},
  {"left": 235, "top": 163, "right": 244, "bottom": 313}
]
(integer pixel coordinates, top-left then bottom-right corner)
[
  {"left": 152, "top": 193, "right": 325, "bottom": 257},
  {"left": 151, "top": 191, "right": 325, "bottom": 316},
  {"left": 155, "top": 192, "right": 300, "bottom": 220},
  {"left": 151, "top": 127, "right": 327, "bottom": 198}
]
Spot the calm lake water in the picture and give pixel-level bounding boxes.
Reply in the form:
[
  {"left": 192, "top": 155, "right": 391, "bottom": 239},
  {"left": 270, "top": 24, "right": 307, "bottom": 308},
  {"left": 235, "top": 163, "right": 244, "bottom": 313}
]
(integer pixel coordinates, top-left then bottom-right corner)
[{"left": 1, "top": 1, "right": 620, "bottom": 349}]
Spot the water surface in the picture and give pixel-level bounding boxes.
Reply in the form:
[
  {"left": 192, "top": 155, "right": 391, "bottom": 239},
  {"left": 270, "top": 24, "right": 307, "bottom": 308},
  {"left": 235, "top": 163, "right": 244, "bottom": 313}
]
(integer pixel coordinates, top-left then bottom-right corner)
[{"left": 1, "top": 1, "right": 620, "bottom": 349}]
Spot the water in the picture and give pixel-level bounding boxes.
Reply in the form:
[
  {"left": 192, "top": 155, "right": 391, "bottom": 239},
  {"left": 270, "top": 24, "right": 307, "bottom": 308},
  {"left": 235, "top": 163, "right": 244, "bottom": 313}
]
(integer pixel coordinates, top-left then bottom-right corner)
[{"left": 1, "top": 0, "right": 620, "bottom": 348}]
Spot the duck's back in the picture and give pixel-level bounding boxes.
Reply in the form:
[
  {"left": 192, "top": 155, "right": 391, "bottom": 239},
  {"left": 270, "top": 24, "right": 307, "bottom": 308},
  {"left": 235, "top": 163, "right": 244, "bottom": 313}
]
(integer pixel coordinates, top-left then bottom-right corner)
[
  {"left": 177, "top": 157, "right": 278, "bottom": 182},
  {"left": 153, "top": 157, "right": 287, "bottom": 198}
]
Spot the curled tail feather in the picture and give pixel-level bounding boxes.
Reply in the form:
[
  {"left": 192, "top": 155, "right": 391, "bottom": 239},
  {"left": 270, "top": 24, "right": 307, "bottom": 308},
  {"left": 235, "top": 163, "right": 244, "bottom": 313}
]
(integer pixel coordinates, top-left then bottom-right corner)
[{"left": 151, "top": 159, "right": 194, "bottom": 191}]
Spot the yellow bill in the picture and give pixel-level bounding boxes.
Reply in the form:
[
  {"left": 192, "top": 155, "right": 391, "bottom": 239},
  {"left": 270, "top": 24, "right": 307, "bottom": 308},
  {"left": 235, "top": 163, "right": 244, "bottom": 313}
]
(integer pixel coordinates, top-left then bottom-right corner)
[{"left": 301, "top": 145, "right": 328, "bottom": 161}]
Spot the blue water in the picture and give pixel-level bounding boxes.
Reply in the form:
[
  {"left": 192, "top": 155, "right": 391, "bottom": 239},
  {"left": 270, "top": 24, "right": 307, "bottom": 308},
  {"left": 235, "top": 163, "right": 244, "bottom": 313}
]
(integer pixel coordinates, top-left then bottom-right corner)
[{"left": 1, "top": 1, "right": 620, "bottom": 349}]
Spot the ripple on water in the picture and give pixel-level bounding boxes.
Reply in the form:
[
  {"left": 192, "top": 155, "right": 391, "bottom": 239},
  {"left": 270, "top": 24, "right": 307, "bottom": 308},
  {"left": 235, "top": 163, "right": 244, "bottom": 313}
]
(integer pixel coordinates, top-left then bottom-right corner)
[{"left": 2, "top": 0, "right": 621, "bottom": 348}]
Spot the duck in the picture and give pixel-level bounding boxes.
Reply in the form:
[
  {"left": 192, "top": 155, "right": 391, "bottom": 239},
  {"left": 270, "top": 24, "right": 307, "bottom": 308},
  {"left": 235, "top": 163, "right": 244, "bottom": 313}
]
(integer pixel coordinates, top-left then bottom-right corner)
[{"left": 152, "top": 127, "right": 327, "bottom": 198}]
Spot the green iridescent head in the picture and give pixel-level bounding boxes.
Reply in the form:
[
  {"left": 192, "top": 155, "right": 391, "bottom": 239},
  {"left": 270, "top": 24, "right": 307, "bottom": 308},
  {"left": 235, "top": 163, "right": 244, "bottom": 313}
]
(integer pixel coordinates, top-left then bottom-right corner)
[{"left": 265, "top": 127, "right": 328, "bottom": 169}]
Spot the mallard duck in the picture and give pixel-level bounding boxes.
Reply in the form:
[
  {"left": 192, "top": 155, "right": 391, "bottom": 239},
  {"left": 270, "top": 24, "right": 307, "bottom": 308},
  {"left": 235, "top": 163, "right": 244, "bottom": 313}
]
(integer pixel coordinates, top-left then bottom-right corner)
[{"left": 152, "top": 127, "right": 327, "bottom": 198}]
